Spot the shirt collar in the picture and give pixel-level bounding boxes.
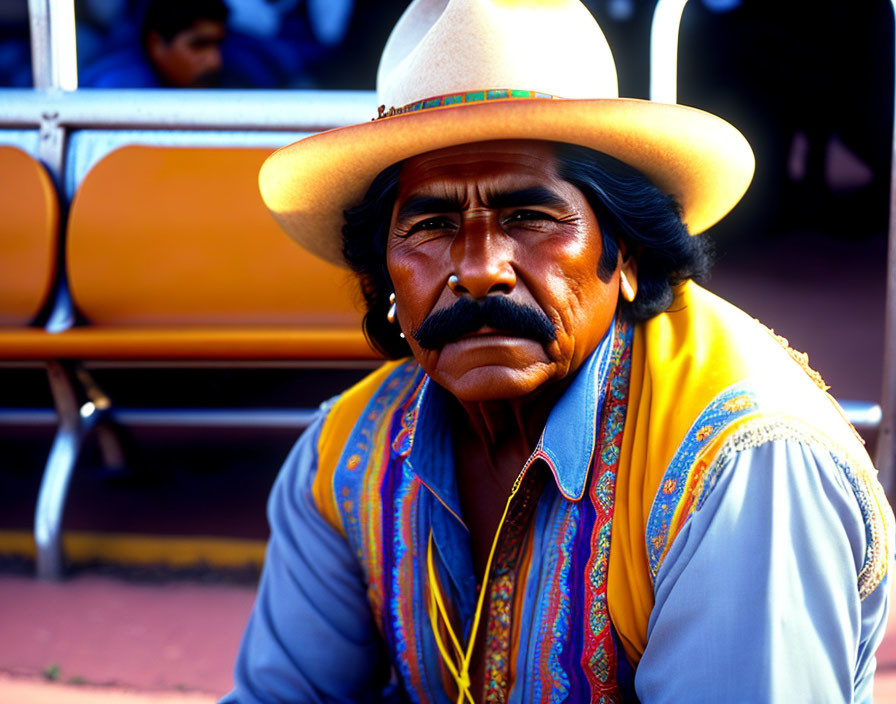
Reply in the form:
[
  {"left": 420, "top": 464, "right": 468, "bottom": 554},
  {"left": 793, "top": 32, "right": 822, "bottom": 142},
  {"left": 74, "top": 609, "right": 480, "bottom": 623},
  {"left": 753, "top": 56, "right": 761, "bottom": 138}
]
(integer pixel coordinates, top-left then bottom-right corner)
[
  {"left": 534, "top": 320, "right": 615, "bottom": 500},
  {"left": 405, "top": 321, "right": 616, "bottom": 516}
]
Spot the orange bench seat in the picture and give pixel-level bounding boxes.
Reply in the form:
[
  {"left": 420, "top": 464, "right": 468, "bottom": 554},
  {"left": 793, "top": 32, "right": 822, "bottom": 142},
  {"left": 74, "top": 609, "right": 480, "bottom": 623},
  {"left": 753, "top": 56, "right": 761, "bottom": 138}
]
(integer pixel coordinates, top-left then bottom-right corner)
[
  {"left": 0, "top": 145, "right": 58, "bottom": 326},
  {"left": 4, "top": 144, "right": 386, "bottom": 580}
]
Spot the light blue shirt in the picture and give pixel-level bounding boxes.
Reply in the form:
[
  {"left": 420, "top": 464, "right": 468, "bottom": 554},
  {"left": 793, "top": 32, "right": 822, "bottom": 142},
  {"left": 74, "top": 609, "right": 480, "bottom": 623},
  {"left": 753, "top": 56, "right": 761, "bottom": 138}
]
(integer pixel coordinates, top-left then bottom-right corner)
[
  {"left": 638, "top": 441, "right": 888, "bottom": 702},
  {"left": 222, "top": 347, "right": 890, "bottom": 702}
]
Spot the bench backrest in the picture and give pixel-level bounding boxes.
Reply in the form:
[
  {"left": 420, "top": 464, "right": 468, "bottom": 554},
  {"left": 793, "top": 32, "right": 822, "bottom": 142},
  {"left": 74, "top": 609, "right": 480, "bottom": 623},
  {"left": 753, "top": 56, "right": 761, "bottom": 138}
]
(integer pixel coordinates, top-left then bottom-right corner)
[
  {"left": 66, "top": 145, "right": 364, "bottom": 327},
  {"left": 0, "top": 145, "right": 59, "bottom": 326}
]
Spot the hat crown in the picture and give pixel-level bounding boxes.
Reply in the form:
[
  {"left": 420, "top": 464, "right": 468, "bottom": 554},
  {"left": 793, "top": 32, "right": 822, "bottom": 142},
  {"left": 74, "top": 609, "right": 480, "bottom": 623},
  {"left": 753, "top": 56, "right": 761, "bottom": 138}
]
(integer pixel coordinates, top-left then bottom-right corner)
[{"left": 377, "top": 0, "right": 619, "bottom": 108}]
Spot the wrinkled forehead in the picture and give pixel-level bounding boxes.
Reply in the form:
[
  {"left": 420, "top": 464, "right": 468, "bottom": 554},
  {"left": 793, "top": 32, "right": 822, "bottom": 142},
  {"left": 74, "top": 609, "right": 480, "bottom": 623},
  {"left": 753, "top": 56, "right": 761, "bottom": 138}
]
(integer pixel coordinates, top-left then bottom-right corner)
[{"left": 395, "top": 139, "right": 571, "bottom": 203}]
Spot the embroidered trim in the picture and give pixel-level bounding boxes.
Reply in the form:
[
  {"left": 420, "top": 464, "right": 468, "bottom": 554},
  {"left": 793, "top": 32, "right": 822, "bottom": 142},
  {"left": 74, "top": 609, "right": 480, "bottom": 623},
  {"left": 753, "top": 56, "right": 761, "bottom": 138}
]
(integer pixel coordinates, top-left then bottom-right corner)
[
  {"left": 700, "top": 416, "right": 892, "bottom": 600},
  {"left": 533, "top": 502, "right": 577, "bottom": 704},
  {"left": 582, "top": 318, "right": 632, "bottom": 699},
  {"left": 763, "top": 326, "right": 830, "bottom": 392},
  {"left": 848, "top": 459, "right": 893, "bottom": 600},
  {"left": 483, "top": 474, "right": 542, "bottom": 704},
  {"left": 373, "top": 89, "right": 558, "bottom": 120},
  {"left": 332, "top": 360, "right": 429, "bottom": 698},
  {"left": 645, "top": 385, "right": 759, "bottom": 578},
  {"left": 390, "top": 474, "right": 428, "bottom": 699},
  {"left": 483, "top": 568, "right": 514, "bottom": 703},
  {"left": 645, "top": 386, "right": 892, "bottom": 601}
]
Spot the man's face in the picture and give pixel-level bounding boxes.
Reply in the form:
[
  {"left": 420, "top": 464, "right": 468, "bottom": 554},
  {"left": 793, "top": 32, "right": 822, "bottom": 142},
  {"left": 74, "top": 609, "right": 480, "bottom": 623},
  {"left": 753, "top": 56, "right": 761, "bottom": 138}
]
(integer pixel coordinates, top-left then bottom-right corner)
[
  {"left": 147, "top": 19, "right": 226, "bottom": 88},
  {"left": 386, "top": 140, "right": 626, "bottom": 403}
]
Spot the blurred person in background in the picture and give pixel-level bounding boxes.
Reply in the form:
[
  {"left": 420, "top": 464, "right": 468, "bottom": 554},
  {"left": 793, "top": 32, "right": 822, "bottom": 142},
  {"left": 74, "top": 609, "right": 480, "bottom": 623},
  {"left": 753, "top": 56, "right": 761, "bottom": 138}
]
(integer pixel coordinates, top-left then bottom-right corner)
[
  {"left": 75, "top": 0, "right": 131, "bottom": 71},
  {"left": 79, "top": 0, "right": 356, "bottom": 89},
  {"left": 220, "top": 0, "right": 354, "bottom": 88},
  {"left": 81, "top": 0, "right": 228, "bottom": 88}
]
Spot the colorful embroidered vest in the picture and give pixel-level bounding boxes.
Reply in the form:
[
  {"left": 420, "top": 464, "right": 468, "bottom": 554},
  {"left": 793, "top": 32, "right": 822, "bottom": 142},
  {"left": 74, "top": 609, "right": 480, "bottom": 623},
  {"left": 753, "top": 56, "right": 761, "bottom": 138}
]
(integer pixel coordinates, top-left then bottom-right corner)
[{"left": 310, "top": 281, "right": 892, "bottom": 702}]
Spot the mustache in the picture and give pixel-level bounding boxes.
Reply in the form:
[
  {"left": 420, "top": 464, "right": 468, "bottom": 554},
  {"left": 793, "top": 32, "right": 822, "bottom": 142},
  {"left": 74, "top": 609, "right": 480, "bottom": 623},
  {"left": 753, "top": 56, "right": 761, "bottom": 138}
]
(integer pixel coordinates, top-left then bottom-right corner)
[{"left": 413, "top": 296, "right": 556, "bottom": 350}]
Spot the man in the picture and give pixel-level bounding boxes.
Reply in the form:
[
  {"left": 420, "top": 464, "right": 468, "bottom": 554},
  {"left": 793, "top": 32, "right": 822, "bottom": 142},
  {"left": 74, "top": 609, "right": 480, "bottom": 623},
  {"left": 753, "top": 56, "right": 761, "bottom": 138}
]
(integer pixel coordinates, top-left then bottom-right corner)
[
  {"left": 81, "top": 0, "right": 228, "bottom": 89},
  {"left": 223, "top": 0, "right": 894, "bottom": 701}
]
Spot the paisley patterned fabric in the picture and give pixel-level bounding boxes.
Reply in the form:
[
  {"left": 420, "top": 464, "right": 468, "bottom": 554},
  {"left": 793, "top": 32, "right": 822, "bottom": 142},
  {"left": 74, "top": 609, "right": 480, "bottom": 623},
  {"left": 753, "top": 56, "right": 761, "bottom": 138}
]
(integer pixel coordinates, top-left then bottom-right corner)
[{"left": 330, "top": 318, "right": 631, "bottom": 702}]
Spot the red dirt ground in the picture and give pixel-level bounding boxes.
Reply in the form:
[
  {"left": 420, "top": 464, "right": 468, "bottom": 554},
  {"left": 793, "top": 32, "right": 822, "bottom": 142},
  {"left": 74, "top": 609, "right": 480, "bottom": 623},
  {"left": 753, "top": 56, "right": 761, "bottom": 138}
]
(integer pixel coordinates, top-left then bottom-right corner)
[
  {"left": 0, "top": 574, "right": 253, "bottom": 701},
  {"left": 0, "top": 572, "right": 895, "bottom": 702}
]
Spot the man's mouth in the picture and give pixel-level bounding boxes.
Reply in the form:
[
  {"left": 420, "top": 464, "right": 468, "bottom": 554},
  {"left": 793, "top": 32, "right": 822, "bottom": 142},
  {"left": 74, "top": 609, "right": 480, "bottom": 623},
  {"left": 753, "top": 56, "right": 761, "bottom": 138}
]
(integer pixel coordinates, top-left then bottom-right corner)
[
  {"left": 455, "top": 326, "right": 524, "bottom": 341},
  {"left": 459, "top": 326, "right": 498, "bottom": 337}
]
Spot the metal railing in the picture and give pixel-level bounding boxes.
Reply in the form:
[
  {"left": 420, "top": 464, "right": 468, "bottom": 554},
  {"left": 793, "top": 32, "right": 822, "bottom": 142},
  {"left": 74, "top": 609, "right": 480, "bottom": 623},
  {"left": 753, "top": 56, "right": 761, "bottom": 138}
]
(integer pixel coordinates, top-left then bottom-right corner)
[
  {"left": 878, "top": 0, "right": 896, "bottom": 497},
  {"left": 27, "top": 0, "right": 77, "bottom": 91},
  {"left": 0, "top": 88, "right": 376, "bottom": 182},
  {"left": 10, "top": 0, "right": 895, "bottom": 480},
  {"left": 649, "top": 0, "right": 690, "bottom": 104}
]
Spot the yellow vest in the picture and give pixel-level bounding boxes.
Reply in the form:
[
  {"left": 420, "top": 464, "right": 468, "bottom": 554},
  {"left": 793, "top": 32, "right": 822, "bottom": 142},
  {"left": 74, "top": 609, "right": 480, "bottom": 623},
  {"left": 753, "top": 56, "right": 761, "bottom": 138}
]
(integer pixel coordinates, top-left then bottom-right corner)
[
  {"left": 607, "top": 281, "right": 891, "bottom": 664},
  {"left": 312, "top": 281, "right": 892, "bottom": 668}
]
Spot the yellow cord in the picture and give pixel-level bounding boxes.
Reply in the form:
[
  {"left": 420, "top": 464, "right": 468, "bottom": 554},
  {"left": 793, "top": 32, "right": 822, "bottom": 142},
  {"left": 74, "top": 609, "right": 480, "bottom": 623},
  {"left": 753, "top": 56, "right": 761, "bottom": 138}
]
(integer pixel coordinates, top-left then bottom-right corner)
[
  {"left": 426, "top": 481, "right": 519, "bottom": 704},
  {"left": 427, "top": 540, "right": 465, "bottom": 671}
]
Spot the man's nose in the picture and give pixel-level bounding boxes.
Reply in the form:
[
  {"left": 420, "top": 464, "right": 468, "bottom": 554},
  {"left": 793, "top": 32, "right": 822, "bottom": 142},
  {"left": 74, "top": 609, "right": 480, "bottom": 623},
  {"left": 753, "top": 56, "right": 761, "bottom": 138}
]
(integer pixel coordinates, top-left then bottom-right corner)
[
  {"left": 207, "top": 48, "right": 223, "bottom": 72},
  {"left": 448, "top": 218, "right": 517, "bottom": 299}
]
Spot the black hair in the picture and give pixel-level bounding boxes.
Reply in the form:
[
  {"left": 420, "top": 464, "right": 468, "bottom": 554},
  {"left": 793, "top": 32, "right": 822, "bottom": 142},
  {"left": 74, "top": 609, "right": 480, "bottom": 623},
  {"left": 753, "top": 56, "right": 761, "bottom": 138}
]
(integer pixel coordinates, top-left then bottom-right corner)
[
  {"left": 140, "top": 0, "right": 229, "bottom": 46},
  {"left": 341, "top": 142, "right": 713, "bottom": 359},
  {"left": 342, "top": 162, "right": 406, "bottom": 358},
  {"left": 553, "top": 143, "right": 713, "bottom": 322}
]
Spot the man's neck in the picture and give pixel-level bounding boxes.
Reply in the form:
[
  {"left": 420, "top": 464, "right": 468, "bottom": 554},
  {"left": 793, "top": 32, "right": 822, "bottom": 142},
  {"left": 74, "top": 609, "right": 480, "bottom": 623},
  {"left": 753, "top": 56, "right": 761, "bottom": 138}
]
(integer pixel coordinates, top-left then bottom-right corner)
[{"left": 449, "top": 377, "right": 573, "bottom": 494}]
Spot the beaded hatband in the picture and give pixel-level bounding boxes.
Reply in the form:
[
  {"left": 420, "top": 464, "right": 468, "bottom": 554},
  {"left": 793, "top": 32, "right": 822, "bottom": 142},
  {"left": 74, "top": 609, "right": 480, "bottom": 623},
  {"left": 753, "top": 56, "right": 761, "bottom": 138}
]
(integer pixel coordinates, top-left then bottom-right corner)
[{"left": 374, "top": 89, "right": 560, "bottom": 120}]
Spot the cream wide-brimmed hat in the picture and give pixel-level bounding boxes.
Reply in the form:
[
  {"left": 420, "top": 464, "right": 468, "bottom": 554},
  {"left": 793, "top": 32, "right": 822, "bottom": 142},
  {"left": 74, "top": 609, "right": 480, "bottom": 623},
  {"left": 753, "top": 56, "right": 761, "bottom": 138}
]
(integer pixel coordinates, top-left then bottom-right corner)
[{"left": 259, "top": 0, "right": 755, "bottom": 267}]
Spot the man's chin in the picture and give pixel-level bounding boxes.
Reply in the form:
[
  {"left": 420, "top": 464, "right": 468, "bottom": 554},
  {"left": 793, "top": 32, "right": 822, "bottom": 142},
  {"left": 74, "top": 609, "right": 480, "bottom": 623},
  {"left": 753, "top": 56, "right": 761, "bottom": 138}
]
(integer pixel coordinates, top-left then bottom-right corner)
[
  {"left": 437, "top": 364, "right": 559, "bottom": 403},
  {"left": 422, "top": 338, "right": 557, "bottom": 402}
]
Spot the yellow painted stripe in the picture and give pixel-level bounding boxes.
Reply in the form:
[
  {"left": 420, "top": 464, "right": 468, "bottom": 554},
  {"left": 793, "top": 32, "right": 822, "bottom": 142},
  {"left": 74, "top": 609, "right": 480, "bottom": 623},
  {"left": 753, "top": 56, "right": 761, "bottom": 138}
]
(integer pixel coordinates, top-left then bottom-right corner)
[
  {"left": 0, "top": 530, "right": 266, "bottom": 569},
  {"left": 0, "top": 530, "right": 33, "bottom": 557}
]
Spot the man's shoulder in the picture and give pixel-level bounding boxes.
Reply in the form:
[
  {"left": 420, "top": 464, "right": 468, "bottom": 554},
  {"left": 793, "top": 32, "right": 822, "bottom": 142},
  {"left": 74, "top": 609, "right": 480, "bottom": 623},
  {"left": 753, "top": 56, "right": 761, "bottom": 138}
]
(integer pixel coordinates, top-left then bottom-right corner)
[
  {"left": 308, "top": 359, "right": 422, "bottom": 534},
  {"left": 634, "top": 282, "right": 890, "bottom": 591},
  {"left": 640, "top": 280, "right": 876, "bottom": 486},
  {"left": 319, "top": 359, "right": 422, "bottom": 451},
  {"left": 638, "top": 281, "right": 850, "bottom": 435}
]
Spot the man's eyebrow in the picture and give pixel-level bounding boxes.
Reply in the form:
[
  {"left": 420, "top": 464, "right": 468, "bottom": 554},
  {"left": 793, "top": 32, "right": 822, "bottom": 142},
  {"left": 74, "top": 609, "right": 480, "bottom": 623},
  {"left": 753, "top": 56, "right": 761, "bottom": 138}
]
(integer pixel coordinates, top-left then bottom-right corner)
[
  {"left": 395, "top": 186, "right": 569, "bottom": 222},
  {"left": 395, "top": 195, "right": 464, "bottom": 222},
  {"left": 486, "top": 186, "right": 569, "bottom": 210}
]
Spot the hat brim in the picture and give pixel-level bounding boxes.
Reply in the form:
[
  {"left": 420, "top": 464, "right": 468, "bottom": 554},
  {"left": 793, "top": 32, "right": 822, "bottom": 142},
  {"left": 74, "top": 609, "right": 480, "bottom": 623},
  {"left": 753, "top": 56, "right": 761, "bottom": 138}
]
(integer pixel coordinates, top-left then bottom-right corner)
[{"left": 259, "top": 97, "right": 755, "bottom": 267}]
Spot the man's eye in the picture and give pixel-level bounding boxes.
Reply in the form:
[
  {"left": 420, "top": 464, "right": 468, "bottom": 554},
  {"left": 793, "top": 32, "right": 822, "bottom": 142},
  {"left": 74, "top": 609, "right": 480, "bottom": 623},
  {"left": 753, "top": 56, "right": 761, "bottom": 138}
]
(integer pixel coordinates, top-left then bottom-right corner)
[
  {"left": 406, "top": 217, "right": 456, "bottom": 235},
  {"left": 505, "top": 209, "right": 553, "bottom": 223}
]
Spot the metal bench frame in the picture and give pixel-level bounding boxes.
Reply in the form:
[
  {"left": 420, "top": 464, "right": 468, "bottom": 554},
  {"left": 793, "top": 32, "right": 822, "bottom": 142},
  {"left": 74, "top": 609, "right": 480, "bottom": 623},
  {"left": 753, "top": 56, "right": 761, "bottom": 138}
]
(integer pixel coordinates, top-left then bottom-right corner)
[{"left": 3, "top": 0, "right": 894, "bottom": 579}]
